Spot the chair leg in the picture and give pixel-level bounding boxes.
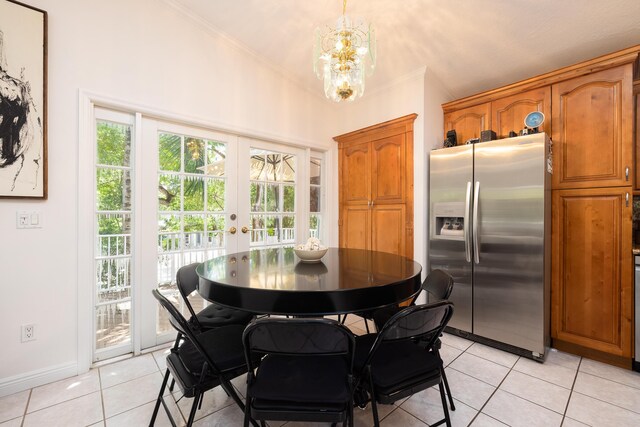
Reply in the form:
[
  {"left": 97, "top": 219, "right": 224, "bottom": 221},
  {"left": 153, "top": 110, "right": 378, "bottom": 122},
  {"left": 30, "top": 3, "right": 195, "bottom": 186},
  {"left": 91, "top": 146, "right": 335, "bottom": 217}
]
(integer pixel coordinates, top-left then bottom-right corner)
[
  {"left": 438, "top": 380, "right": 452, "bottom": 427},
  {"left": 364, "top": 319, "right": 370, "bottom": 334},
  {"left": 186, "top": 390, "right": 200, "bottom": 427},
  {"left": 150, "top": 369, "right": 170, "bottom": 426},
  {"left": 367, "top": 371, "right": 380, "bottom": 427},
  {"left": 441, "top": 367, "right": 456, "bottom": 411},
  {"left": 340, "top": 314, "right": 348, "bottom": 324},
  {"left": 221, "top": 379, "right": 260, "bottom": 427},
  {"left": 243, "top": 396, "right": 251, "bottom": 427}
]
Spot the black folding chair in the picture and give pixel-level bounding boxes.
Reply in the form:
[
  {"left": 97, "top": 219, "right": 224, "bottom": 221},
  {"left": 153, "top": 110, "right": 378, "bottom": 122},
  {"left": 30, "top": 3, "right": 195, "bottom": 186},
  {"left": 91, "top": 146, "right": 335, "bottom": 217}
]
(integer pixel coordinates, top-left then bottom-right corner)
[
  {"left": 150, "top": 289, "right": 258, "bottom": 427},
  {"left": 176, "top": 263, "right": 254, "bottom": 331},
  {"left": 242, "top": 317, "right": 356, "bottom": 427},
  {"left": 372, "top": 268, "right": 456, "bottom": 410},
  {"left": 355, "top": 301, "right": 455, "bottom": 427}
]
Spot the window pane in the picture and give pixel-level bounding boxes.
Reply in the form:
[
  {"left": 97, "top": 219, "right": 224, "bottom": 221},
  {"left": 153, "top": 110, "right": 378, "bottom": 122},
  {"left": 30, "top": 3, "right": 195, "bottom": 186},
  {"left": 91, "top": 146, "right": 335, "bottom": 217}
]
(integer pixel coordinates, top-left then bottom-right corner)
[
  {"left": 97, "top": 168, "right": 131, "bottom": 211},
  {"left": 310, "top": 214, "right": 321, "bottom": 239},
  {"left": 206, "top": 141, "right": 226, "bottom": 176},
  {"left": 158, "top": 214, "right": 181, "bottom": 252},
  {"left": 282, "top": 216, "right": 295, "bottom": 243},
  {"left": 251, "top": 182, "right": 265, "bottom": 212},
  {"left": 250, "top": 153, "right": 266, "bottom": 180},
  {"left": 207, "top": 178, "right": 225, "bottom": 212},
  {"left": 184, "top": 137, "right": 205, "bottom": 174},
  {"left": 251, "top": 214, "right": 265, "bottom": 244},
  {"left": 183, "top": 176, "right": 205, "bottom": 211},
  {"left": 158, "top": 133, "right": 181, "bottom": 172},
  {"left": 266, "top": 216, "right": 280, "bottom": 243},
  {"left": 284, "top": 185, "right": 295, "bottom": 212},
  {"left": 310, "top": 158, "right": 321, "bottom": 185},
  {"left": 207, "top": 214, "right": 225, "bottom": 248},
  {"left": 282, "top": 155, "right": 296, "bottom": 182},
  {"left": 96, "top": 258, "right": 131, "bottom": 302},
  {"left": 97, "top": 121, "right": 131, "bottom": 167},
  {"left": 184, "top": 214, "right": 205, "bottom": 250},
  {"left": 310, "top": 186, "right": 320, "bottom": 212},
  {"left": 158, "top": 174, "right": 181, "bottom": 211},
  {"left": 95, "top": 301, "right": 130, "bottom": 350},
  {"left": 267, "top": 184, "right": 280, "bottom": 212}
]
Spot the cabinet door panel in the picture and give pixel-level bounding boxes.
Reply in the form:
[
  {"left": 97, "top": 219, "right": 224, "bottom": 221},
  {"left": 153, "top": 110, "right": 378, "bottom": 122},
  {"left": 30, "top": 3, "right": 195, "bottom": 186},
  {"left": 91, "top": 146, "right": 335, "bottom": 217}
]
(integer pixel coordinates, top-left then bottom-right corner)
[
  {"left": 341, "top": 142, "right": 370, "bottom": 203},
  {"left": 371, "top": 204, "right": 406, "bottom": 256},
  {"left": 372, "top": 134, "right": 405, "bottom": 203},
  {"left": 552, "top": 187, "right": 632, "bottom": 356},
  {"left": 444, "top": 103, "right": 491, "bottom": 145},
  {"left": 491, "top": 87, "right": 551, "bottom": 139},
  {"left": 341, "top": 205, "right": 370, "bottom": 250},
  {"left": 552, "top": 65, "right": 633, "bottom": 189}
]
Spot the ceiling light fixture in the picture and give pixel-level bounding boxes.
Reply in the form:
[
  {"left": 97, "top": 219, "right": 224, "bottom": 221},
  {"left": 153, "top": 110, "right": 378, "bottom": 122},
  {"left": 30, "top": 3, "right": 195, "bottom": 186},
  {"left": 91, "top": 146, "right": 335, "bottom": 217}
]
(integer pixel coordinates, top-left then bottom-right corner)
[{"left": 314, "top": 0, "right": 376, "bottom": 102}]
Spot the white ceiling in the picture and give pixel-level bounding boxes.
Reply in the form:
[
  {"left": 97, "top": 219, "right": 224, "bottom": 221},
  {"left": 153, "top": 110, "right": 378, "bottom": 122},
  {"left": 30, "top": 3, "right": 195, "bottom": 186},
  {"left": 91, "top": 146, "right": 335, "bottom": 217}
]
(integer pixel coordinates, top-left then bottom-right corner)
[{"left": 170, "top": 0, "right": 640, "bottom": 101}]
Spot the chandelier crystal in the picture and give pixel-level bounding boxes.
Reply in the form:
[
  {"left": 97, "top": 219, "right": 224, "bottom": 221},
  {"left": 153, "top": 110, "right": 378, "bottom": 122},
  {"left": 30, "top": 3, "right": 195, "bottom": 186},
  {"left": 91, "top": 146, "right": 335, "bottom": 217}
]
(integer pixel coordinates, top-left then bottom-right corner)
[{"left": 314, "top": 0, "right": 376, "bottom": 102}]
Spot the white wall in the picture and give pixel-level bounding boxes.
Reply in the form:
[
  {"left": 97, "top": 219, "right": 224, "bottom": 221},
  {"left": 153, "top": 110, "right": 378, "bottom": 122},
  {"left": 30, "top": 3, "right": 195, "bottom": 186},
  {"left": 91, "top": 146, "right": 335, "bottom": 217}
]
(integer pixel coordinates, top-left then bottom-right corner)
[
  {"left": 0, "top": 0, "right": 337, "bottom": 396},
  {"left": 0, "top": 0, "right": 450, "bottom": 396},
  {"left": 422, "top": 69, "right": 454, "bottom": 273}
]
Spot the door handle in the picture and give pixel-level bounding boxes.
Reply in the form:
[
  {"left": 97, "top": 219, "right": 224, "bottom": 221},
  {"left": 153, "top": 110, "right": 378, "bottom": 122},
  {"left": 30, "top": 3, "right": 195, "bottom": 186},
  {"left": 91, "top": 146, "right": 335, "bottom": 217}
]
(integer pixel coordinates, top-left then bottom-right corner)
[
  {"left": 464, "top": 181, "right": 472, "bottom": 263},
  {"left": 228, "top": 226, "right": 237, "bottom": 235},
  {"left": 473, "top": 181, "right": 480, "bottom": 264},
  {"left": 241, "top": 226, "right": 249, "bottom": 234}
]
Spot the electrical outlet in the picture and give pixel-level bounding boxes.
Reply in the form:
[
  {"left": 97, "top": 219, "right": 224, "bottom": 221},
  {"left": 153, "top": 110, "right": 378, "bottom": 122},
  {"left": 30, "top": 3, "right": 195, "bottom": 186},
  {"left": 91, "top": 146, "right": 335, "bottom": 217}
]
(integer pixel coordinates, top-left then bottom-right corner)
[{"left": 21, "top": 324, "right": 36, "bottom": 342}]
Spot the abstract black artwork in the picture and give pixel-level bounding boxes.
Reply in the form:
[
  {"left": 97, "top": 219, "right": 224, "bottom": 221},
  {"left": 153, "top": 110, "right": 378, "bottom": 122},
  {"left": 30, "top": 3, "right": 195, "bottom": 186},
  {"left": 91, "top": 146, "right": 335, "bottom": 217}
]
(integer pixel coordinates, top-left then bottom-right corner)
[{"left": 0, "top": 0, "right": 47, "bottom": 198}]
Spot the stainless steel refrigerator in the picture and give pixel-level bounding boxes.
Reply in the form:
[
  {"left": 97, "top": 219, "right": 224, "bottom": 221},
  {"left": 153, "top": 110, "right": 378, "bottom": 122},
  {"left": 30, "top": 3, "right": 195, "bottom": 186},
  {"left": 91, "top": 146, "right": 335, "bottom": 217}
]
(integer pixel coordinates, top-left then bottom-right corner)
[{"left": 428, "top": 133, "right": 551, "bottom": 360}]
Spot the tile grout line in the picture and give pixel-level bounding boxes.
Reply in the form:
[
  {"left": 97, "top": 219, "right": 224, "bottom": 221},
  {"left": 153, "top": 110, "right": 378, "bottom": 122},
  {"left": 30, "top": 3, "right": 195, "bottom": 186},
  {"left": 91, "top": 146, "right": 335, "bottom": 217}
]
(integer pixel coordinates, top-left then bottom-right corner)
[
  {"left": 463, "top": 346, "right": 519, "bottom": 427},
  {"left": 19, "top": 388, "right": 32, "bottom": 427},
  {"left": 98, "top": 365, "right": 107, "bottom": 426}
]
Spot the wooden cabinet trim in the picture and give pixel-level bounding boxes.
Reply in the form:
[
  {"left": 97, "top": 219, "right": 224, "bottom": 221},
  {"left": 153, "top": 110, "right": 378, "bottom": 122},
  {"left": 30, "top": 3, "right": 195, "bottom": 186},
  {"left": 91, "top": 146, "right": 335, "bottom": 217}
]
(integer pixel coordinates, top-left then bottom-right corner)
[
  {"left": 334, "top": 113, "right": 417, "bottom": 146},
  {"left": 443, "top": 46, "right": 639, "bottom": 113}
]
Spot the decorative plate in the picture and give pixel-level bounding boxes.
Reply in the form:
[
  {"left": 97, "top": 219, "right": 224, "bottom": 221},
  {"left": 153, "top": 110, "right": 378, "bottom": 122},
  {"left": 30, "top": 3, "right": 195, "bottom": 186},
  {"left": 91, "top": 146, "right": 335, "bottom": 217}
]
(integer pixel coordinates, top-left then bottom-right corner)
[{"left": 524, "top": 111, "right": 545, "bottom": 129}]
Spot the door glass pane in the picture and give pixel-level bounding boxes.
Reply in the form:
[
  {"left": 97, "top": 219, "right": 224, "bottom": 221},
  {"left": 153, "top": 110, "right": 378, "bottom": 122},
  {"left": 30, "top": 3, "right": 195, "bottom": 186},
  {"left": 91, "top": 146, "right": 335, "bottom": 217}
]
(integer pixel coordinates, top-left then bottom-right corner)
[
  {"left": 156, "top": 131, "right": 230, "bottom": 336},
  {"left": 309, "top": 156, "right": 323, "bottom": 240},
  {"left": 250, "top": 148, "right": 297, "bottom": 248},
  {"left": 94, "top": 119, "right": 133, "bottom": 358}
]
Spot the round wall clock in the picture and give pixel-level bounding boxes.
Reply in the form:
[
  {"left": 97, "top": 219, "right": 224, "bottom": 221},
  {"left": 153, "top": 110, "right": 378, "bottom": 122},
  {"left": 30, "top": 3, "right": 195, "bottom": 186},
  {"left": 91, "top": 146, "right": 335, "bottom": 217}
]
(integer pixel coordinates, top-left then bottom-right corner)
[{"left": 524, "top": 111, "right": 545, "bottom": 129}]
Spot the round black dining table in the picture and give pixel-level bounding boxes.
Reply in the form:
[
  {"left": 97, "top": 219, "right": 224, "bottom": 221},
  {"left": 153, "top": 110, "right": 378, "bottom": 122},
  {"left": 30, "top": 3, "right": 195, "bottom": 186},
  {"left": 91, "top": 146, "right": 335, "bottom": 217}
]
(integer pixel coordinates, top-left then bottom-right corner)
[{"left": 196, "top": 247, "right": 422, "bottom": 316}]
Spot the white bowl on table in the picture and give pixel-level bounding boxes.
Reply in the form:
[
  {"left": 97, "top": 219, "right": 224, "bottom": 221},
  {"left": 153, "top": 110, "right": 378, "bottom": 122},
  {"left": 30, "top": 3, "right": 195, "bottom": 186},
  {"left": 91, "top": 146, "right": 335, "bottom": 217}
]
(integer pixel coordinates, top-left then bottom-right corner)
[{"left": 294, "top": 247, "right": 328, "bottom": 263}]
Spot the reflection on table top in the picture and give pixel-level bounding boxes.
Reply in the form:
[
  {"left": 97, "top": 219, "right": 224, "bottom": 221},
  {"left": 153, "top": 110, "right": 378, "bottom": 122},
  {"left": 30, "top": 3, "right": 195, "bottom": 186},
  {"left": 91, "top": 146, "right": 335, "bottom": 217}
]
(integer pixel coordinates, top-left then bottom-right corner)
[
  {"left": 196, "top": 247, "right": 422, "bottom": 315},
  {"left": 196, "top": 247, "right": 422, "bottom": 292}
]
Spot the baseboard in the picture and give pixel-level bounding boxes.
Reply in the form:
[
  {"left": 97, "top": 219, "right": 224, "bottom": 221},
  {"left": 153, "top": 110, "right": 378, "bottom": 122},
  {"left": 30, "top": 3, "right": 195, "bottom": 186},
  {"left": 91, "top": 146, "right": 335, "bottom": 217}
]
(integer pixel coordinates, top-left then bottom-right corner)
[{"left": 0, "top": 362, "right": 78, "bottom": 398}]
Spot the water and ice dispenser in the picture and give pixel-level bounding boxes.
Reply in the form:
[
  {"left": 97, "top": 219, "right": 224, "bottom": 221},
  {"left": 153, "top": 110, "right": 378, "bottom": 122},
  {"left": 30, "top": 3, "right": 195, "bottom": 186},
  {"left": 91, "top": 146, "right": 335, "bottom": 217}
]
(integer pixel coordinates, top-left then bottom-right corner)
[{"left": 432, "top": 202, "right": 465, "bottom": 239}]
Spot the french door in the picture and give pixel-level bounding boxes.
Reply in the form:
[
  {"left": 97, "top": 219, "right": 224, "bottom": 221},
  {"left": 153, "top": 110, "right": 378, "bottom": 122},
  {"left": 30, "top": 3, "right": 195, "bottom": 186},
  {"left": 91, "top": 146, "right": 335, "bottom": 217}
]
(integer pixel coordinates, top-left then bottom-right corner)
[{"left": 92, "top": 114, "right": 308, "bottom": 361}]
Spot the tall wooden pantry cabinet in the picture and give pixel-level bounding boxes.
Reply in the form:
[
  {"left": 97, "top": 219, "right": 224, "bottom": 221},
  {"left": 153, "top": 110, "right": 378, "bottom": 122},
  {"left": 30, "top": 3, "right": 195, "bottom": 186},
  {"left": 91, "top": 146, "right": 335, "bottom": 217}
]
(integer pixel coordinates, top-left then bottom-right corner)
[{"left": 335, "top": 114, "right": 417, "bottom": 259}]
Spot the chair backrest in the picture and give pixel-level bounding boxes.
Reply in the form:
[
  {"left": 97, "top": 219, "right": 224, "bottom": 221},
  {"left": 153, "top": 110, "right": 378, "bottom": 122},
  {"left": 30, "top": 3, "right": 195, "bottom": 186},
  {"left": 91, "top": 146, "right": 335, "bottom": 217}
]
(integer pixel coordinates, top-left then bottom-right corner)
[
  {"left": 422, "top": 269, "right": 454, "bottom": 301},
  {"left": 152, "top": 289, "right": 223, "bottom": 374},
  {"left": 175, "top": 263, "right": 202, "bottom": 324},
  {"left": 363, "top": 301, "right": 454, "bottom": 369},
  {"left": 243, "top": 317, "right": 355, "bottom": 372}
]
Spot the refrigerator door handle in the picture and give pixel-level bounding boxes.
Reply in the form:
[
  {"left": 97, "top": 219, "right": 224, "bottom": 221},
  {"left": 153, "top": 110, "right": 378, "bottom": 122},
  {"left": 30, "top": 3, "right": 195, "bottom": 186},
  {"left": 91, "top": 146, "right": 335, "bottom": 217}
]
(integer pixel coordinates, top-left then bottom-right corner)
[
  {"left": 464, "top": 181, "right": 472, "bottom": 262},
  {"left": 473, "top": 181, "right": 480, "bottom": 264}
]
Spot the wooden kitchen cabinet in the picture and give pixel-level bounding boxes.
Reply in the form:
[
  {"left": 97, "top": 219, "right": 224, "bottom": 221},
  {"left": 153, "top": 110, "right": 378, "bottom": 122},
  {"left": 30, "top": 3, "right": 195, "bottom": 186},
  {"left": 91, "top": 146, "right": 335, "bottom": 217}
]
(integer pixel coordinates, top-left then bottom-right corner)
[
  {"left": 443, "top": 103, "right": 490, "bottom": 145},
  {"left": 336, "top": 114, "right": 416, "bottom": 258},
  {"left": 552, "top": 187, "right": 633, "bottom": 363},
  {"left": 552, "top": 65, "right": 634, "bottom": 189},
  {"left": 491, "top": 87, "right": 551, "bottom": 139}
]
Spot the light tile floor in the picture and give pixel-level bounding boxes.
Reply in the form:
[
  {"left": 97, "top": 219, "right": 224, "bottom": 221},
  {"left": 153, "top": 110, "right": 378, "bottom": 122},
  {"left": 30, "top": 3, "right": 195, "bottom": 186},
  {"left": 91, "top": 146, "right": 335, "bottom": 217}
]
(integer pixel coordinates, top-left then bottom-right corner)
[{"left": 2, "top": 315, "right": 640, "bottom": 427}]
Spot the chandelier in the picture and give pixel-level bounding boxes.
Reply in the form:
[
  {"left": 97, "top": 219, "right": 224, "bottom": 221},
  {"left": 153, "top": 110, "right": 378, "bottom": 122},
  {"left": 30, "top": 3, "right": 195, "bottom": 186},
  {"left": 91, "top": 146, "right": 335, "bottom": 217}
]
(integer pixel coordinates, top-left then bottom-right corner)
[{"left": 314, "top": 0, "right": 376, "bottom": 102}]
